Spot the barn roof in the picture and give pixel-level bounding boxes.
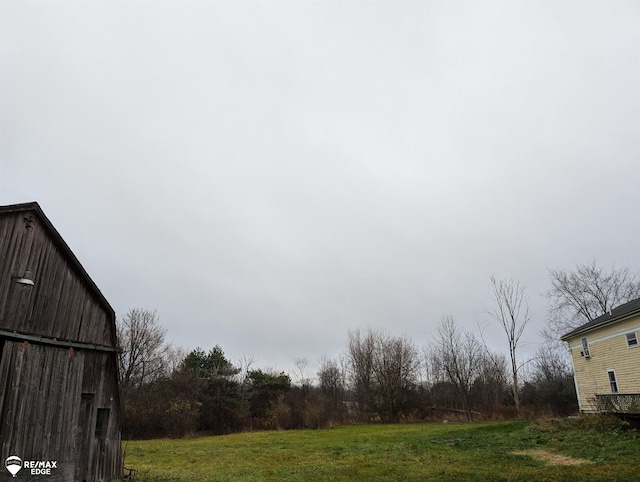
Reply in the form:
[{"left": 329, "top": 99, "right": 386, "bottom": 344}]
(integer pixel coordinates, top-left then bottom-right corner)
[
  {"left": 0, "top": 201, "right": 115, "bottom": 321},
  {"left": 560, "top": 296, "right": 640, "bottom": 341}
]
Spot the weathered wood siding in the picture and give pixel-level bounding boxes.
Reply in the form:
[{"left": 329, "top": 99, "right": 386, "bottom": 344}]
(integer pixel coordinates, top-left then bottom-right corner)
[
  {"left": 567, "top": 315, "right": 640, "bottom": 412},
  {"left": 79, "top": 352, "right": 121, "bottom": 482},
  {"left": 0, "top": 341, "right": 81, "bottom": 481},
  {"left": 0, "top": 204, "right": 122, "bottom": 481},
  {"left": 0, "top": 209, "right": 114, "bottom": 347}
]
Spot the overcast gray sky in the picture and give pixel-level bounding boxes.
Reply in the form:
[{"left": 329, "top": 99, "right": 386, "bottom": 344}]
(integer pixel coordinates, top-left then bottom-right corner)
[{"left": 2, "top": 1, "right": 639, "bottom": 376}]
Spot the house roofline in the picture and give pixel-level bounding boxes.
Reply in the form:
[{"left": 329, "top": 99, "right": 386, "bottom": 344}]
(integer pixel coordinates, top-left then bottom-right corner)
[{"left": 561, "top": 305, "right": 640, "bottom": 341}]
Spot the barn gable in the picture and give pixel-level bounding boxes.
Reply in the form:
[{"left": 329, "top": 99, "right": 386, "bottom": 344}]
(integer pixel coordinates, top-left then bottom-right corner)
[{"left": 0, "top": 202, "right": 122, "bottom": 481}]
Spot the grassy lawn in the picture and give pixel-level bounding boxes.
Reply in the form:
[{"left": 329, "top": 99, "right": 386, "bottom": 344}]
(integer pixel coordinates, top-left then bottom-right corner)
[{"left": 122, "top": 417, "right": 639, "bottom": 481}]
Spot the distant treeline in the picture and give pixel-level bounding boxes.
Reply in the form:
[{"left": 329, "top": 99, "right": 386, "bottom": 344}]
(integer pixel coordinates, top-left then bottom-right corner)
[
  {"left": 118, "top": 262, "right": 640, "bottom": 438},
  {"left": 117, "top": 309, "right": 577, "bottom": 439}
]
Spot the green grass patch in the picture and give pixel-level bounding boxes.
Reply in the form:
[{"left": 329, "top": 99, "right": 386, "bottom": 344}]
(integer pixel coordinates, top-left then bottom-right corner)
[{"left": 122, "top": 417, "right": 640, "bottom": 481}]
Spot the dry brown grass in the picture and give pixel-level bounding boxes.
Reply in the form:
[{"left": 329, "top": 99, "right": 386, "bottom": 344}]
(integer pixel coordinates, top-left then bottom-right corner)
[{"left": 512, "top": 449, "right": 593, "bottom": 466}]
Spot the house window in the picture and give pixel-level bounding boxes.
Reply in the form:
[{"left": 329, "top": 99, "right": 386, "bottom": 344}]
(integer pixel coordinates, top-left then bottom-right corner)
[
  {"left": 607, "top": 370, "right": 619, "bottom": 394},
  {"left": 581, "top": 337, "right": 591, "bottom": 358},
  {"left": 95, "top": 408, "right": 110, "bottom": 439},
  {"left": 626, "top": 332, "right": 638, "bottom": 348}
]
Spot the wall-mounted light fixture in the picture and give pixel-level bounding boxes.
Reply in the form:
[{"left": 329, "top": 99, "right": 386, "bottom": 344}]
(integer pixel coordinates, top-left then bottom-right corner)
[{"left": 12, "top": 271, "right": 35, "bottom": 286}]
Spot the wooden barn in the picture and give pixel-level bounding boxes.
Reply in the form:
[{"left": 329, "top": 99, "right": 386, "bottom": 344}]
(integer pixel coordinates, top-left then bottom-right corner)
[{"left": 0, "top": 202, "right": 122, "bottom": 481}]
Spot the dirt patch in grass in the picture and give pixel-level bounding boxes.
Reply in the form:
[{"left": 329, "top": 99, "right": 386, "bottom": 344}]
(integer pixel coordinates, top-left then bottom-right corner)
[{"left": 512, "top": 449, "right": 592, "bottom": 466}]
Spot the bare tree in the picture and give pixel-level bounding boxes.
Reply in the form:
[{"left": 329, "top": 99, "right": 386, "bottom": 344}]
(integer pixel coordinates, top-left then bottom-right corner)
[
  {"left": 117, "top": 308, "right": 169, "bottom": 393},
  {"left": 432, "top": 316, "right": 482, "bottom": 421},
  {"left": 346, "top": 328, "right": 376, "bottom": 418},
  {"left": 234, "top": 352, "right": 256, "bottom": 384},
  {"left": 346, "top": 328, "right": 421, "bottom": 421},
  {"left": 164, "top": 345, "right": 187, "bottom": 374},
  {"left": 317, "top": 355, "right": 346, "bottom": 400},
  {"left": 546, "top": 260, "right": 640, "bottom": 339},
  {"left": 371, "top": 331, "right": 421, "bottom": 422},
  {"left": 473, "top": 349, "right": 508, "bottom": 417},
  {"left": 486, "top": 276, "right": 530, "bottom": 417},
  {"left": 524, "top": 341, "right": 578, "bottom": 416},
  {"left": 293, "top": 357, "right": 312, "bottom": 387}
]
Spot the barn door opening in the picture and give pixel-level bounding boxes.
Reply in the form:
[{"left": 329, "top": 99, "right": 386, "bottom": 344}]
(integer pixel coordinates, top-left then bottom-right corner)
[{"left": 79, "top": 393, "right": 94, "bottom": 482}]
